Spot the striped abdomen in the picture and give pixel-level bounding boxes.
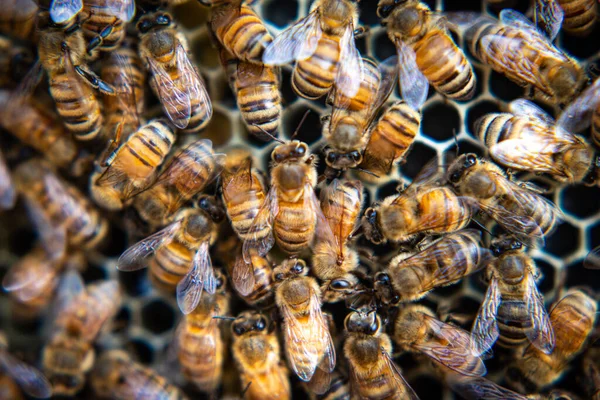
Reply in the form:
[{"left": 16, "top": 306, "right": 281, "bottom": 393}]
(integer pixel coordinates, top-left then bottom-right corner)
[
  {"left": 496, "top": 295, "right": 530, "bottom": 350},
  {"left": 592, "top": 102, "right": 600, "bottom": 148},
  {"left": 49, "top": 72, "right": 103, "bottom": 141},
  {"left": 416, "top": 187, "right": 472, "bottom": 235},
  {"left": 150, "top": 240, "right": 193, "bottom": 293},
  {"left": 412, "top": 30, "right": 475, "bottom": 100},
  {"left": 506, "top": 190, "right": 560, "bottom": 238},
  {"left": 316, "top": 371, "right": 350, "bottom": 400},
  {"left": 243, "top": 255, "right": 274, "bottom": 308},
  {"left": 558, "top": 0, "right": 598, "bottom": 36},
  {"left": 223, "top": 169, "right": 267, "bottom": 241},
  {"left": 292, "top": 33, "right": 339, "bottom": 99},
  {"left": 321, "top": 180, "right": 362, "bottom": 242},
  {"left": 178, "top": 319, "right": 223, "bottom": 392},
  {"left": 82, "top": 9, "right": 125, "bottom": 51},
  {"left": 275, "top": 198, "right": 317, "bottom": 255}
]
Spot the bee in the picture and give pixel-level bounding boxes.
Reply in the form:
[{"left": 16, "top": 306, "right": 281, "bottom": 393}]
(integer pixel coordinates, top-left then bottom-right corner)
[
  {"left": 206, "top": 0, "right": 273, "bottom": 65},
  {"left": 219, "top": 46, "right": 282, "bottom": 140},
  {"left": 374, "top": 229, "right": 489, "bottom": 303},
  {"left": 446, "top": 153, "right": 562, "bottom": 245},
  {"left": 394, "top": 304, "right": 486, "bottom": 377},
  {"left": 533, "top": 0, "right": 565, "bottom": 41},
  {"left": 361, "top": 160, "right": 473, "bottom": 245},
  {"left": 13, "top": 159, "right": 108, "bottom": 259},
  {"left": 343, "top": 309, "right": 419, "bottom": 399},
  {"left": 509, "top": 289, "right": 597, "bottom": 391},
  {"left": 43, "top": 277, "right": 122, "bottom": 396},
  {"left": 0, "top": 0, "right": 38, "bottom": 40},
  {"left": 133, "top": 139, "right": 225, "bottom": 226},
  {"left": 176, "top": 269, "right": 229, "bottom": 392},
  {"left": 312, "top": 179, "right": 363, "bottom": 303},
  {"left": 555, "top": 0, "right": 597, "bottom": 36},
  {"left": 470, "top": 236, "right": 554, "bottom": 357},
  {"left": 273, "top": 258, "right": 336, "bottom": 384},
  {"left": 82, "top": 0, "right": 135, "bottom": 53},
  {"left": 263, "top": 0, "right": 365, "bottom": 100},
  {"left": 0, "top": 147, "right": 15, "bottom": 210},
  {"left": 378, "top": 0, "right": 476, "bottom": 102},
  {"left": 231, "top": 311, "right": 291, "bottom": 400},
  {"left": 465, "top": 9, "right": 585, "bottom": 106},
  {"left": 309, "top": 370, "right": 350, "bottom": 400},
  {"left": 477, "top": 99, "right": 599, "bottom": 185},
  {"left": 90, "top": 119, "right": 176, "bottom": 211},
  {"left": 91, "top": 350, "right": 187, "bottom": 400},
  {"left": 118, "top": 199, "right": 225, "bottom": 314},
  {"left": 582, "top": 347, "right": 600, "bottom": 400},
  {"left": 556, "top": 76, "right": 600, "bottom": 149},
  {"left": 137, "top": 11, "right": 212, "bottom": 133},
  {"left": 229, "top": 252, "right": 275, "bottom": 309},
  {"left": 0, "top": 35, "right": 34, "bottom": 89}
]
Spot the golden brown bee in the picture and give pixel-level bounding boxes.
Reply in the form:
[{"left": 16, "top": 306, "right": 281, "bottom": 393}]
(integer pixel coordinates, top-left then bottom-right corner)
[
  {"left": 263, "top": 0, "right": 365, "bottom": 100},
  {"left": 176, "top": 269, "right": 229, "bottom": 393},
  {"left": 273, "top": 258, "right": 336, "bottom": 384},
  {"left": 0, "top": 0, "right": 38, "bottom": 40},
  {"left": 43, "top": 277, "right": 122, "bottom": 396},
  {"left": 470, "top": 236, "right": 554, "bottom": 356},
  {"left": 13, "top": 159, "right": 108, "bottom": 259},
  {"left": 362, "top": 160, "right": 472, "bottom": 245},
  {"left": 230, "top": 311, "right": 291, "bottom": 400},
  {"left": 394, "top": 304, "right": 486, "bottom": 377},
  {"left": 204, "top": 0, "right": 272, "bottom": 64},
  {"left": 509, "top": 289, "right": 597, "bottom": 391},
  {"left": 446, "top": 153, "right": 563, "bottom": 245},
  {"left": 308, "top": 370, "right": 350, "bottom": 400},
  {"left": 465, "top": 9, "right": 585, "bottom": 106},
  {"left": 0, "top": 147, "right": 15, "bottom": 210},
  {"left": 229, "top": 252, "right": 275, "bottom": 308},
  {"left": 374, "top": 229, "right": 489, "bottom": 303},
  {"left": 343, "top": 309, "right": 418, "bottom": 399},
  {"left": 378, "top": 0, "right": 476, "bottom": 101},
  {"left": 219, "top": 46, "right": 282, "bottom": 140},
  {"left": 82, "top": 0, "right": 134, "bottom": 53},
  {"left": 90, "top": 119, "right": 176, "bottom": 211},
  {"left": 478, "top": 99, "right": 599, "bottom": 185},
  {"left": 137, "top": 11, "right": 212, "bottom": 133},
  {"left": 119, "top": 200, "right": 225, "bottom": 314},
  {"left": 555, "top": 0, "right": 597, "bottom": 36},
  {"left": 312, "top": 179, "right": 363, "bottom": 303},
  {"left": 0, "top": 35, "right": 34, "bottom": 89},
  {"left": 133, "top": 139, "right": 225, "bottom": 226},
  {"left": 91, "top": 350, "right": 187, "bottom": 400},
  {"left": 557, "top": 76, "right": 600, "bottom": 150}
]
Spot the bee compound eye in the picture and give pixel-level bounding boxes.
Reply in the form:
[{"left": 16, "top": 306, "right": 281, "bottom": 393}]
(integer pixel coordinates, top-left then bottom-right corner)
[
  {"left": 327, "top": 152, "right": 338, "bottom": 163},
  {"left": 293, "top": 263, "right": 303, "bottom": 274},
  {"left": 275, "top": 273, "right": 284, "bottom": 281},
  {"left": 450, "top": 171, "right": 461, "bottom": 183},
  {"left": 233, "top": 324, "right": 245, "bottom": 335},
  {"left": 331, "top": 279, "right": 350, "bottom": 290},
  {"left": 255, "top": 317, "right": 267, "bottom": 330},
  {"left": 465, "top": 154, "right": 477, "bottom": 167}
]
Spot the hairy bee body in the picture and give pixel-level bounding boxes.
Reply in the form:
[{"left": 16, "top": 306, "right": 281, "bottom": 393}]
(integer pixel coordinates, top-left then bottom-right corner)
[
  {"left": 82, "top": 0, "right": 130, "bottom": 52},
  {"left": 557, "top": 0, "right": 597, "bottom": 36},
  {"left": 228, "top": 253, "right": 275, "bottom": 308},
  {"left": 0, "top": 0, "right": 38, "bottom": 40},
  {"left": 313, "top": 371, "right": 350, "bottom": 400}
]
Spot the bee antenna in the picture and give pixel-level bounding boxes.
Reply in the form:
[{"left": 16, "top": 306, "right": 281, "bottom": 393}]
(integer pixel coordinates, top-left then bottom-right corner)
[
  {"left": 452, "top": 128, "right": 460, "bottom": 157},
  {"left": 349, "top": 225, "right": 363, "bottom": 239},
  {"left": 251, "top": 124, "right": 285, "bottom": 144},
  {"left": 213, "top": 316, "right": 236, "bottom": 321},
  {"left": 353, "top": 167, "right": 380, "bottom": 179},
  {"left": 290, "top": 109, "right": 312, "bottom": 140},
  {"left": 472, "top": 219, "right": 494, "bottom": 237},
  {"left": 241, "top": 381, "right": 252, "bottom": 398}
]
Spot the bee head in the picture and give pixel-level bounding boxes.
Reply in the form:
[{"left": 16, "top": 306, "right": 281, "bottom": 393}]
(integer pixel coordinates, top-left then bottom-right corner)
[
  {"left": 490, "top": 237, "right": 523, "bottom": 256},
  {"left": 273, "top": 258, "right": 307, "bottom": 282},
  {"left": 214, "top": 268, "right": 227, "bottom": 292},
  {"left": 374, "top": 272, "right": 400, "bottom": 304},
  {"left": 447, "top": 153, "right": 477, "bottom": 184},
  {"left": 344, "top": 309, "right": 380, "bottom": 335},
  {"left": 137, "top": 12, "right": 172, "bottom": 33},
  {"left": 324, "top": 147, "right": 363, "bottom": 170},
  {"left": 362, "top": 206, "right": 385, "bottom": 244},
  {"left": 232, "top": 311, "right": 268, "bottom": 336},
  {"left": 196, "top": 195, "right": 225, "bottom": 223},
  {"left": 377, "top": 0, "right": 407, "bottom": 19},
  {"left": 271, "top": 141, "right": 309, "bottom": 163}
]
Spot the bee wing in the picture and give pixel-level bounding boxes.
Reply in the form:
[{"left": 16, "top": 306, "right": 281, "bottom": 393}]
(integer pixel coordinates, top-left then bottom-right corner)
[
  {"left": 414, "top": 313, "right": 486, "bottom": 377},
  {"left": 104, "top": 0, "right": 135, "bottom": 21},
  {"left": 557, "top": 77, "right": 600, "bottom": 133},
  {"left": 0, "top": 150, "right": 15, "bottom": 210},
  {"left": 508, "top": 99, "right": 556, "bottom": 125},
  {"left": 110, "top": 53, "right": 142, "bottom": 128},
  {"left": 22, "top": 198, "right": 67, "bottom": 261},
  {"left": 334, "top": 23, "right": 364, "bottom": 99},
  {"left": 2, "top": 255, "right": 55, "bottom": 301},
  {"left": 379, "top": 349, "right": 420, "bottom": 400},
  {"left": 232, "top": 254, "right": 256, "bottom": 296},
  {"left": 444, "top": 373, "right": 528, "bottom": 400},
  {"left": 263, "top": 10, "right": 322, "bottom": 64},
  {"left": 584, "top": 245, "right": 600, "bottom": 269},
  {"left": 49, "top": 0, "right": 82, "bottom": 24},
  {"left": 0, "top": 350, "right": 52, "bottom": 399},
  {"left": 396, "top": 40, "right": 428, "bottom": 111},
  {"left": 48, "top": 269, "right": 86, "bottom": 333},
  {"left": 78, "top": 280, "right": 121, "bottom": 340},
  {"left": 373, "top": 56, "right": 399, "bottom": 112},
  {"left": 535, "top": 0, "right": 564, "bottom": 41},
  {"left": 242, "top": 185, "right": 278, "bottom": 263},
  {"left": 117, "top": 220, "right": 182, "bottom": 271},
  {"left": 524, "top": 271, "right": 555, "bottom": 354},
  {"left": 317, "top": 179, "right": 343, "bottom": 256},
  {"left": 177, "top": 241, "right": 215, "bottom": 314},
  {"left": 146, "top": 56, "right": 191, "bottom": 129},
  {"left": 471, "top": 277, "right": 501, "bottom": 357},
  {"left": 499, "top": 9, "right": 540, "bottom": 32},
  {"left": 176, "top": 43, "right": 213, "bottom": 123}
]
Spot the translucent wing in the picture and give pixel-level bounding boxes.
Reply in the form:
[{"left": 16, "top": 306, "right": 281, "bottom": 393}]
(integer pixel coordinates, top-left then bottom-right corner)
[
  {"left": 396, "top": 40, "right": 428, "bottom": 111},
  {"left": 310, "top": 182, "right": 339, "bottom": 259},
  {"left": 2, "top": 251, "right": 56, "bottom": 301},
  {"left": 374, "top": 56, "right": 399, "bottom": 114},
  {"left": 146, "top": 56, "right": 191, "bottom": 129},
  {"left": 177, "top": 241, "right": 214, "bottom": 314},
  {"left": 105, "top": 0, "right": 135, "bottom": 21},
  {"left": 232, "top": 255, "right": 255, "bottom": 296},
  {"left": 50, "top": 0, "right": 82, "bottom": 23},
  {"left": 509, "top": 99, "right": 555, "bottom": 125},
  {"left": 176, "top": 44, "right": 213, "bottom": 124},
  {"left": 263, "top": 10, "right": 322, "bottom": 64},
  {"left": 445, "top": 373, "right": 528, "bottom": 400},
  {"left": 48, "top": 269, "right": 86, "bottom": 332},
  {"left": 109, "top": 52, "right": 142, "bottom": 128},
  {"left": 0, "top": 350, "right": 52, "bottom": 398},
  {"left": 584, "top": 245, "right": 600, "bottom": 269},
  {"left": 535, "top": 0, "right": 564, "bottom": 41},
  {"left": 557, "top": 77, "right": 600, "bottom": 133},
  {"left": 334, "top": 23, "right": 364, "bottom": 99},
  {"left": 0, "top": 150, "right": 15, "bottom": 210},
  {"left": 471, "top": 277, "right": 501, "bottom": 357},
  {"left": 524, "top": 272, "right": 555, "bottom": 354},
  {"left": 117, "top": 220, "right": 182, "bottom": 271},
  {"left": 242, "top": 185, "right": 278, "bottom": 263},
  {"left": 499, "top": 9, "right": 539, "bottom": 32},
  {"left": 473, "top": 201, "right": 545, "bottom": 247},
  {"left": 23, "top": 198, "right": 66, "bottom": 261}
]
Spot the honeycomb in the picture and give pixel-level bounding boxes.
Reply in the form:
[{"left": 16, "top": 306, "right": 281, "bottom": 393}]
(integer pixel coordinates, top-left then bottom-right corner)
[{"left": 0, "top": 0, "right": 599, "bottom": 399}]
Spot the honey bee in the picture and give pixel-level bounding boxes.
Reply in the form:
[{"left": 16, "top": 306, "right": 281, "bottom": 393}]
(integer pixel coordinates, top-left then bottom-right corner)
[
  {"left": 0, "top": 35, "right": 34, "bottom": 89},
  {"left": 394, "top": 304, "right": 486, "bottom": 377},
  {"left": 13, "top": 159, "right": 108, "bottom": 259},
  {"left": 137, "top": 11, "right": 212, "bottom": 132},
  {"left": 91, "top": 350, "right": 187, "bottom": 400},
  {"left": 263, "top": 0, "right": 365, "bottom": 100},
  {"left": 378, "top": 0, "right": 476, "bottom": 102},
  {"left": 43, "top": 277, "right": 122, "bottom": 396},
  {"left": 229, "top": 252, "right": 275, "bottom": 308},
  {"left": 470, "top": 236, "right": 554, "bottom": 356},
  {"left": 465, "top": 9, "right": 585, "bottom": 106},
  {"left": 231, "top": 311, "right": 291, "bottom": 400},
  {"left": 118, "top": 200, "right": 225, "bottom": 314},
  {"left": 557, "top": 75, "right": 600, "bottom": 149},
  {"left": 446, "top": 153, "right": 562, "bottom": 245},
  {"left": 273, "top": 258, "right": 336, "bottom": 385},
  {"left": 82, "top": 0, "right": 135, "bottom": 53},
  {"left": 90, "top": 119, "right": 176, "bottom": 211},
  {"left": 133, "top": 139, "right": 225, "bottom": 226},
  {"left": 509, "top": 289, "right": 597, "bottom": 391},
  {"left": 374, "top": 229, "right": 490, "bottom": 303},
  {"left": 0, "top": 0, "right": 38, "bottom": 40},
  {"left": 343, "top": 309, "right": 419, "bottom": 399},
  {"left": 361, "top": 160, "right": 472, "bottom": 245},
  {"left": 176, "top": 269, "right": 229, "bottom": 392},
  {"left": 554, "top": 0, "right": 597, "bottom": 36},
  {"left": 205, "top": 0, "right": 273, "bottom": 64},
  {"left": 312, "top": 179, "right": 363, "bottom": 303},
  {"left": 309, "top": 370, "right": 350, "bottom": 400},
  {"left": 477, "top": 99, "right": 599, "bottom": 185},
  {"left": 0, "top": 148, "right": 15, "bottom": 210},
  {"left": 219, "top": 46, "right": 282, "bottom": 140}
]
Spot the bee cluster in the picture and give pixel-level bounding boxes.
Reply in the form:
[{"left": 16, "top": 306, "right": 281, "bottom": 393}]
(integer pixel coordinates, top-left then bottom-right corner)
[{"left": 0, "top": 0, "right": 599, "bottom": 399}]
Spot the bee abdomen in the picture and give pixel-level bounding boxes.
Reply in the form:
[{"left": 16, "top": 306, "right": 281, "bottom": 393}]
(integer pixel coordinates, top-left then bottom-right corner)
[
  {"left": 475, "top": 113, "right": 513, "bottom": 147},
  {"left": 82, "top": 12, "right": 125, "bottom": 51},
  {"left": 221, "top": 6, "right": 272, "bottom": 63},
  {"left": 179, "top": 100, "right": 212, "bottom": 134},
  {"left": 376, "top": 102, "right": 420, "bottom": 147},
  {"left": 292, "top": 34, "right": 339, "bottom": 99},
  {"left": 497, "top": 299, "right": 530, "bottom": 349},
  {"left": 275, "top": 205, "right": 316, "bottom": 254},
  {"left": 150, "top": 245, "right": 193, "bottom": 292},
  {"left": 239, "top": 84, "right": 282, "bottom": 137},
  {"left": 179, "top": 330, "right": 223, "bottom": 391},
  {"left": 558, "top": 0, "right": 598, "bottom": 36}
]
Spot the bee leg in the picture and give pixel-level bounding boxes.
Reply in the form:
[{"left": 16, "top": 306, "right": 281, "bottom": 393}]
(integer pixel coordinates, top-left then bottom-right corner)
[
  {"left": 87, "top": 18, "right": 120, "bottom": 54},
  {"left": 524, "top": 85, "right": 535, "bottom": 99},
  {"left": 353, "top": 26, "right": 369, "bottom": 39},
  {"left": 74, "top": 65, "right": 116, "bottom": 95}
]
